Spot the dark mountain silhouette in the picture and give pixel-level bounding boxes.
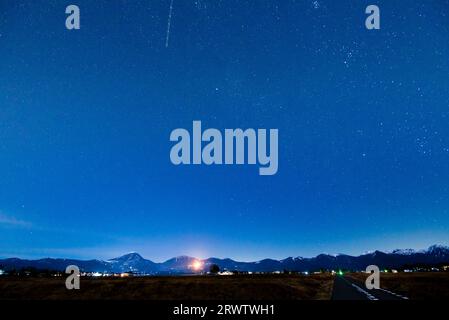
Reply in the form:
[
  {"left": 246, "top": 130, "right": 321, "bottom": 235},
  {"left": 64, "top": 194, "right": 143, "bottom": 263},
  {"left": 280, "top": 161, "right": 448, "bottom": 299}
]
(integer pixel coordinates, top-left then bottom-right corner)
[{"left": 1, "top": 245, "right": 448, "bottom": 274}]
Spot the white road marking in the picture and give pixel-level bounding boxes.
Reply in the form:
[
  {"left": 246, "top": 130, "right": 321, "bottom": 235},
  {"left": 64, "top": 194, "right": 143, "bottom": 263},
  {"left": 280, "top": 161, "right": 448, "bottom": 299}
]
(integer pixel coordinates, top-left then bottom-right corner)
[
  {"left": 340, "top": 277, "right": 378, "bottom": 300},
  {"left": 350, "top": 283, "right": 379, "bottom": 301},
  {"left": 378, "top": 288, "right": 409, "bottom": 300},
  {"left": 343, "top": 276, "right": 410, "bottom": 300}
]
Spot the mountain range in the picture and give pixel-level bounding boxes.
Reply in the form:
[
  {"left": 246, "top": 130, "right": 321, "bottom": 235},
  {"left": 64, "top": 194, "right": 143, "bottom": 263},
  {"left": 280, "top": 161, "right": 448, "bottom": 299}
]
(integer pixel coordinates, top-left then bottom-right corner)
[{"left": 1, "top": 245, "right": 448, "bottom": 274}]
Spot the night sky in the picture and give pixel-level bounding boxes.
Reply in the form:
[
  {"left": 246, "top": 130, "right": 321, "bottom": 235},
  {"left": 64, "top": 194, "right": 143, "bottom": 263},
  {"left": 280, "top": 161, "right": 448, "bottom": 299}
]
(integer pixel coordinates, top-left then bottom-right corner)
[{"left": 0, "top": 0, "right": 448, "bottom": 261}]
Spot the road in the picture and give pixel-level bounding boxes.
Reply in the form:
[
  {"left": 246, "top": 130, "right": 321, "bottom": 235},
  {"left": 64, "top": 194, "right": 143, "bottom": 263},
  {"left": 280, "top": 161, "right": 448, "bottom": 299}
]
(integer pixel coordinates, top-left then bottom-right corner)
[{"left": 331, "top": 275, "right": 409, "bottom": 300}]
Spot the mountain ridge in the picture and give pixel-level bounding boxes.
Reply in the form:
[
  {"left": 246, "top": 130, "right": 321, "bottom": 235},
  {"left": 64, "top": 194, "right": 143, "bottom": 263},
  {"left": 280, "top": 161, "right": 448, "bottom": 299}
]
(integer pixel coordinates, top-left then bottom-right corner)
[{"left": 1, "top": 245, "right": 448, "bottom": 274}]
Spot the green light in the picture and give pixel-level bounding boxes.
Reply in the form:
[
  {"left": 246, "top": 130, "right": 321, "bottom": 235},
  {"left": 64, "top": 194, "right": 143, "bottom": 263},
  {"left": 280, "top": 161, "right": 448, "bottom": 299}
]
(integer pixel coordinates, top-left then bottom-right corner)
[{"left": 338, "top": 270, "right": 344, "bottom": 276}]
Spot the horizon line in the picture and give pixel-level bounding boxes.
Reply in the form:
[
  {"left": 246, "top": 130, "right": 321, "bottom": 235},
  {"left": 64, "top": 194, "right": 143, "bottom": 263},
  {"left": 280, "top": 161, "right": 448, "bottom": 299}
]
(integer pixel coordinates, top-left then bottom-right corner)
[{"left": 1, "top": 244, "right": 447, "bottom": 263}]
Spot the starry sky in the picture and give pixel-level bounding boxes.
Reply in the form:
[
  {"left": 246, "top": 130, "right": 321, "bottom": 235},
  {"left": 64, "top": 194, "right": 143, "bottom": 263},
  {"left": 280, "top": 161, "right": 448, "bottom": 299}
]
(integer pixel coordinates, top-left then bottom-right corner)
[{"left": 0, "top": 0, "right": 448, "bottom": 262}]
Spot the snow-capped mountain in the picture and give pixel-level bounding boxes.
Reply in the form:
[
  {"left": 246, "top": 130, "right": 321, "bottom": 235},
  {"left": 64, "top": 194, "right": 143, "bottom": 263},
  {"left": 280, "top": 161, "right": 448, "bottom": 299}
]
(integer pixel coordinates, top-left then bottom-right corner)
[
  {"left": 390, "top": 249, "right": 418, "bottom": 255},
  {"left": 106, "top": 252, "right": 159, "bottom": 273},
  {"left": 426, "top": 244, "right": 449, "bottom": 257},
  {"left": 1, "top": 245, "right": 448, "bottom": 274}
]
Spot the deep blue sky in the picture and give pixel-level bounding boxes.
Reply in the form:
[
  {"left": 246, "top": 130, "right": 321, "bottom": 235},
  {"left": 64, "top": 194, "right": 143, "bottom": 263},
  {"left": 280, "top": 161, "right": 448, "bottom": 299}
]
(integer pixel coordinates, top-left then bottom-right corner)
[{"left": 0, "top": 0, "right": 448, "bottom": 261}]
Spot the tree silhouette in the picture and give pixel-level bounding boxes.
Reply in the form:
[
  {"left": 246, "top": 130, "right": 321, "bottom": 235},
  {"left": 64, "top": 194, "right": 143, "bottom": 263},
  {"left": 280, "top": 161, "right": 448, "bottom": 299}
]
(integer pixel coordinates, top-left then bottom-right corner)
[{"left": 209, "top": 264, "right": 220, "bottom": 274}]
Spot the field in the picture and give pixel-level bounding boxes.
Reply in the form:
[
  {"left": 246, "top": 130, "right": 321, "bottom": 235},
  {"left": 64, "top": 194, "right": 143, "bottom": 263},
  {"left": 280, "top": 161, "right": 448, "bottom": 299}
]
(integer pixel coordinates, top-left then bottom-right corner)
[
  {"left": 346, "top": 272, "right": 449, "bottom": 300},
  {"left": 0, "top": 274, "right": 334, "bottom": 300},
  {"left": 2, "top": 273, "right": 449, "bottom": 300}
]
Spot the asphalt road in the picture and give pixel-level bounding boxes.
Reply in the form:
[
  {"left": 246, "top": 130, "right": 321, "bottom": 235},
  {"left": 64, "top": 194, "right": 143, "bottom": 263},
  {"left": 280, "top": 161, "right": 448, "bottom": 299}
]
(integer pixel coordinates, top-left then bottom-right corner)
[{"left": 331, "top": 276, "right": 409, "bottom": 300}]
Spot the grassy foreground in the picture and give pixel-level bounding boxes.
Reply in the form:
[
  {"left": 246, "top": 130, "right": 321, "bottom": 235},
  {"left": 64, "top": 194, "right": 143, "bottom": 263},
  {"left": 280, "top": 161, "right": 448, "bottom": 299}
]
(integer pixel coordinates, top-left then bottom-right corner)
[{"left": 0, "top": 274, "right": 334, "bottom": 300}]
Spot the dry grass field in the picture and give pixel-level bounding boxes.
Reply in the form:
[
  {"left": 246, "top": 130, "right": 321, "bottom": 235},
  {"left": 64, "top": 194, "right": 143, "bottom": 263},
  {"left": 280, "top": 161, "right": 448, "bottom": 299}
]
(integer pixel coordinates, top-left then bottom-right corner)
[{"left": 0, "top": 274, "right": 334, "bottom": 300}]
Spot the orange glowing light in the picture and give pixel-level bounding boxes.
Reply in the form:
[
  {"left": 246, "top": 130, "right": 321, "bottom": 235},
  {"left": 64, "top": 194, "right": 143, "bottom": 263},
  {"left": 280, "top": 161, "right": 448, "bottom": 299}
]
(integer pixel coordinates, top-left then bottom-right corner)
[{"left": 191, "top": 260, "right": 203, "bottom": 271}]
